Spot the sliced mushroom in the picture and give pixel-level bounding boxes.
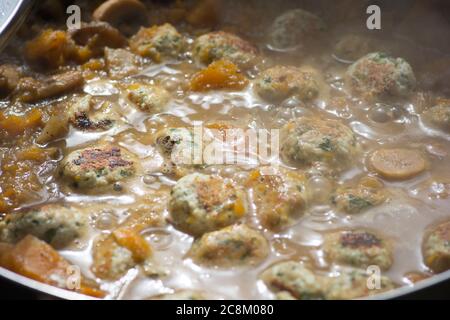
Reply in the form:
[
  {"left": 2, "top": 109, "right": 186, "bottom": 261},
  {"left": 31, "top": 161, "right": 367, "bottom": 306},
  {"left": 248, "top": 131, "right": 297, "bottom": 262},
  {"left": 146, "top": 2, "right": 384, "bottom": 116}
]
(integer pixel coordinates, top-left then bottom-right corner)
[
  {"left": 36, "top": 113, "right": 69, "bottom": 144},
  {"left": 15, "top": 71, "right": 84, "bottom": 103},
  {"left": 69, "top": 21, "right": 127, "bottom": 55},
  {"left": 0, "top": 65, "right": 21, "bottom": 97},
  {"left": 93, "top": 0, "right": 148, "bottom": 36}
]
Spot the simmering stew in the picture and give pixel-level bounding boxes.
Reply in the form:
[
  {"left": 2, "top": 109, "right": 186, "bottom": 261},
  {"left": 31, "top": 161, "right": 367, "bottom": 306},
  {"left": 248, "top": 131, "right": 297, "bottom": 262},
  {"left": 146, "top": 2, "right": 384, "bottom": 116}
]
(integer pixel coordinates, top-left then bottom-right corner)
[{"left": 0, "top": 0, "right": 449, "bottom": 299}]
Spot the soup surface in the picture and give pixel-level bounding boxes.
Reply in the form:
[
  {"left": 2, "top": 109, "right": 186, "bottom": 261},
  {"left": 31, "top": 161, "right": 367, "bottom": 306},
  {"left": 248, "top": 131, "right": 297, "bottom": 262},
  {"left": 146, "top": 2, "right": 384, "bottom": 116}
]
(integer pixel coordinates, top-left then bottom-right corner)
[{"left": 0, "top": 0, "right": 449, "bottom": 299}]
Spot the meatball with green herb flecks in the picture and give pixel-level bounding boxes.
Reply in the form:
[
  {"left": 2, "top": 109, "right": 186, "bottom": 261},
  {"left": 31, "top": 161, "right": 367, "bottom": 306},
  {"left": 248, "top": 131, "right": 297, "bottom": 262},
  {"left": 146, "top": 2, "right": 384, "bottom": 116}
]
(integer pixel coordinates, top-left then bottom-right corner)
[
  {"left": 188, "top": 224, "right": 269, "bottom": 267},
  {"left": 192, "top": 31, "right": 258, "bottom": 68},
  {"left": 260, "top": 261, "right": 327, "bottom": 300},
  {"left": 169, "top": 173, "right": 246, "bottom": 237},
  {"left": 261, "top": 261, "right": 396, "bottom": 300},
  {"left": 323, "top": 230, "right": 393, "bottom": 271},
  {"left": 268, "top": 9, "right": 326, "bottom": 50},
  {"left": 280, "top": 117, "right": 359, "bottom": 170},
  {"left": 332, "top": 177, "right": 387, "bottom": 214},
  {"left": 0, "top": 204, "right": 88, "bottom": 249},
  {"left": 125, "top": 83, "right": 171, "bottom": 113},
  {"left": 423, "top": 220, "right": 450, "bottom": 273},
  {"left": 60, "top": 144, "right": 137, "bottom": 189},
  {"left": 129, "top": 23, "right": 186, "bottom": 62},
  {"left": 346, "top": 52, "right": 416, "bottom": 99},
  {"left": 254, "top": 65, "right": 319, "bottom": 102},
  {"left": 423, "top": 102, "right": 450, "bottom": 132},
  {"left": 325, "top": 267, "right": 396, "bottom": 299}
]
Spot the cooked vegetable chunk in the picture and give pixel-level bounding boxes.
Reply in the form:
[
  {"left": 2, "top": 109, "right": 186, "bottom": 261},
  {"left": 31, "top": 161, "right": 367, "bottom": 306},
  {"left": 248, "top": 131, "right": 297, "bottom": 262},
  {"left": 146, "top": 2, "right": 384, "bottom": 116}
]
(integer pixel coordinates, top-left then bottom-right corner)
[
  {"left": 25, "top": 29, "right": 73, "bottom": 68},
  {"left": 36, "top": 114, "right": 70, "bottom": 144},
  {"left": 60, "top": 144, "right": 137, "bottom": 189},
  {"left": 0, "top": 109, "right": 43, "bottom": 137},
  {"left": 254, "top": 65, "right": 319, "bottom": 102},
  {"left": 323, "top": 230, "right": 393, "bottom": 270},
  {"left": 369, "top": 148, "right": 426, "bottom": 180},
  {"left": 93, "top": 0, "right": 148, "bottom": 35},
  {"left": 0, "top": 204, "right": 88, "bottom": 249},
  {"left": 346, "top": 52, "right": 416, "bottom": 99},
  {"left": 423, "top": 220, "right": 450, "bottom": 273},
  {"left": 69, "top": 21, "right": 127, "bottom": 56},
  {"left": 190, "top": 59, "right": 248, "bottom": 92},
  {"left": 0, "top": 235, "right": 104, "bottom": 297},
  {"left": 188, "top": 224, "right": 269, "bottom": 267},
  {"left": 169, "top": 173, "right": 246, "bottom": 236}
]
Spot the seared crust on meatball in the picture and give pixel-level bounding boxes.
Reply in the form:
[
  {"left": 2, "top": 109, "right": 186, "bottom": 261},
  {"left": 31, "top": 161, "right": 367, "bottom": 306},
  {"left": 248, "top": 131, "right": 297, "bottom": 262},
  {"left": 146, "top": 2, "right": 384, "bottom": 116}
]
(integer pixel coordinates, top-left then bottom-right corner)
[
  {"left": 169, "top": 173, "right": 246, "bottom": 237},
  {"left": 60, "top": 144, "right": 137, "bottom": 189},
  {"left": 346, "top": 52, "right": 416, "bottom": 99},
  {"left": 323, "top": 230, "right": 393, "bottom": 271},
  {"left": 192, "top": 31, "right": 258, "bottom": 68},
  {"left": 154, "top": 127, "right": 197, "bottom": 178},
  {"left": 68, "top": 95, "right": 119, "bottom": 131},
  {"left": 280, "top": 117, "right": 359, "bottom": 169},
  {"left": 423, "top": 220, "right": 450, "bottom": 273},
  {"left": 188, "top": 224, "right": 269, "bottom": 267},
  {"left": 0, "top": 204, "right": 87, "bottom": 248},
  {"left": 246, "top": 167, "right": 307, "bottom": 231},
  {"left": 254, "top": 65, "right": 319, "bottom": 102},
  {"left": 129, "top": 23, "right": 186, "bottom": 62}
]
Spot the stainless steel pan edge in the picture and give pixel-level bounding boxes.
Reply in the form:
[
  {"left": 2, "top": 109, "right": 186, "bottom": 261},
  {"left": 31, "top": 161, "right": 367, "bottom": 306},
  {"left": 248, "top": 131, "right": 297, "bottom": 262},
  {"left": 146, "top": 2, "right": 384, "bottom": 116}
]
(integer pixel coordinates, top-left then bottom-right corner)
[
  {"left": 1, "top": 265, "right": 449, "bottom": 300},
  {"left": 0, "top": 267, "right": 98, "bottom": 300},
  {"left": 0, "top": 0, "right": 34, "bottom": 51}
]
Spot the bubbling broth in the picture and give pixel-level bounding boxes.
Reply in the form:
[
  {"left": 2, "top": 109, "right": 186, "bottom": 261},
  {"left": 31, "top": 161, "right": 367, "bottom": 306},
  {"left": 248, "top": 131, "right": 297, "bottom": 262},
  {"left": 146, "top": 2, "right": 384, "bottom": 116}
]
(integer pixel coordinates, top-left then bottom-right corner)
[{"left": 0, "top": 0, "right": 449, "bottom": 299}]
